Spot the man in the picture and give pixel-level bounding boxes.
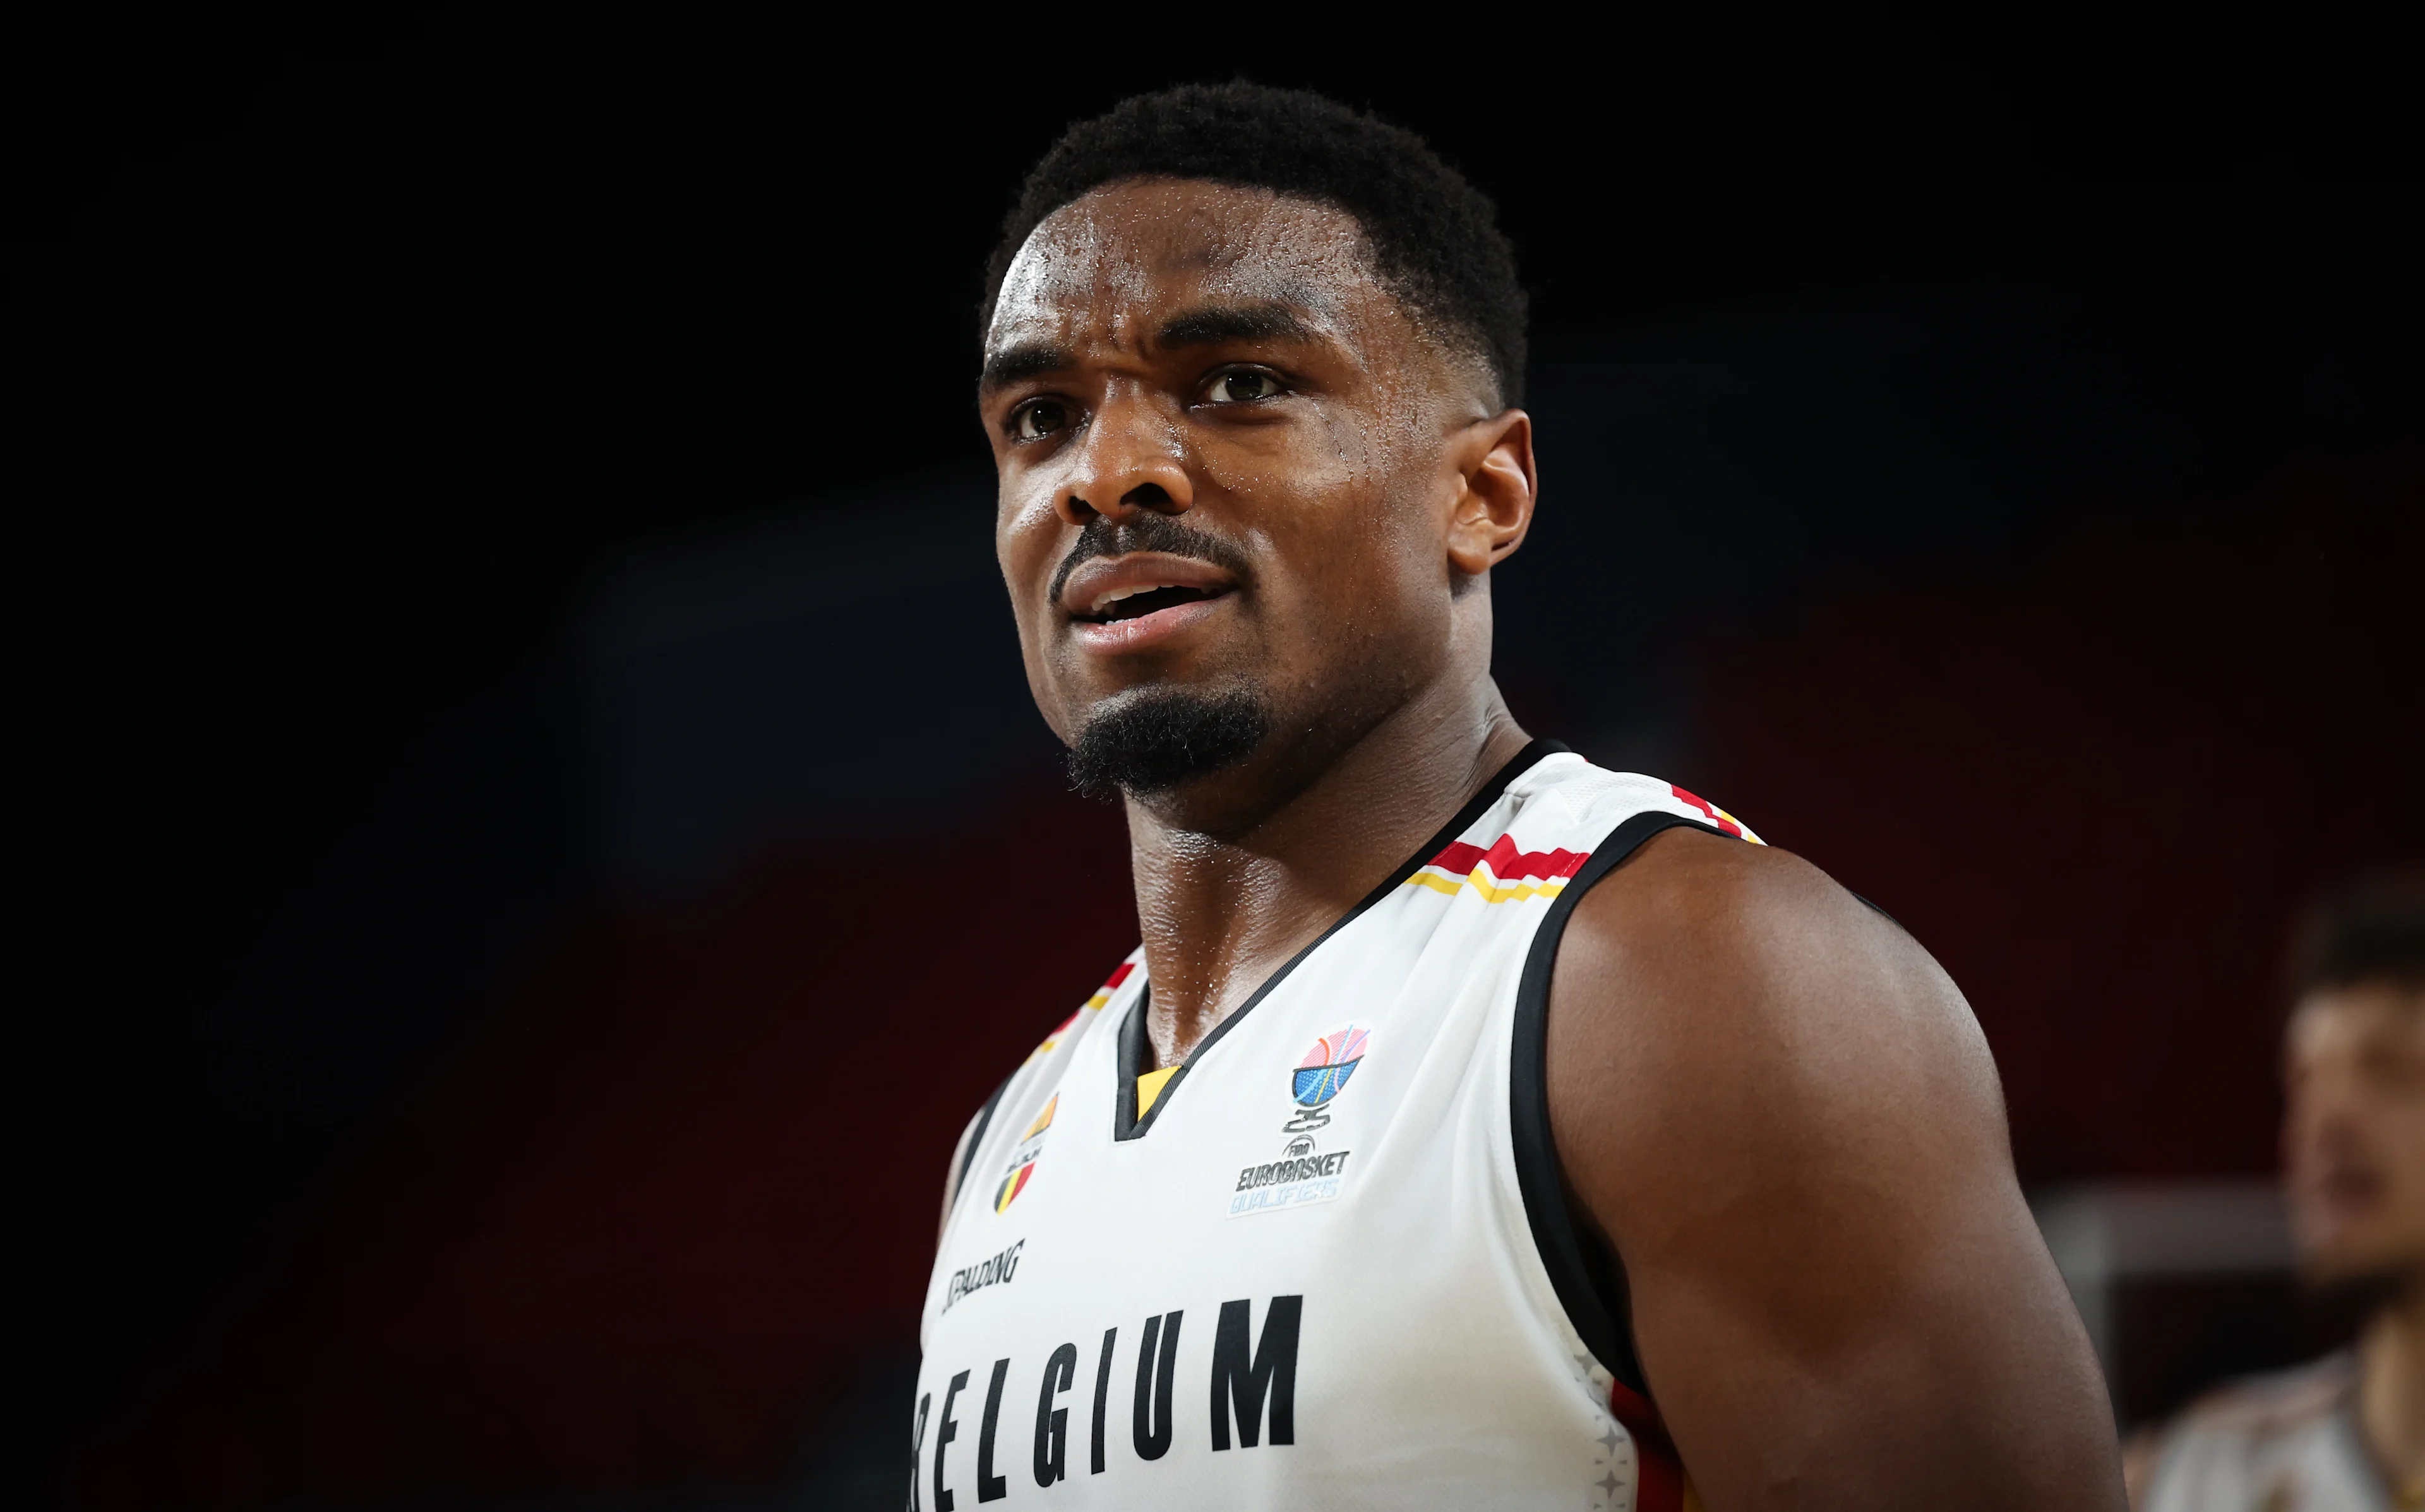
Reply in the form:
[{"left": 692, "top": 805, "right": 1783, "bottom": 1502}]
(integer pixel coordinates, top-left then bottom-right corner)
[
  {"left": 915, "top": 83, "right": 2122, "bottom": 1510},
  {"left": 2136, "top": 878, "right": 2425, "bottom": 1511}
]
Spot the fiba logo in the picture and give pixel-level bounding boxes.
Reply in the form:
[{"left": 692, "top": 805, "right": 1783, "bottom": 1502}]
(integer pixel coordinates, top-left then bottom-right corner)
[{"left": 1283, "top": 1025, "right": 1370, "bottom": 1134}]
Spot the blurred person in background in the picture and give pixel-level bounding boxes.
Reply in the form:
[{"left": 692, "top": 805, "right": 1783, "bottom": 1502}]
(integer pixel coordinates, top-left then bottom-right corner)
[{"left": 2136, "top": 875, "right": 2425, "bottom": 1511}]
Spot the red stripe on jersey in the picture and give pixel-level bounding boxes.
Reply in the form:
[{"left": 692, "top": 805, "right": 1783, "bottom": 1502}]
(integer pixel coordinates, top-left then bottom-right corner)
[
  {"left": 1425, "top": 835, "right": 1591, "bottom": 883},
  {"left": 1668, "top": 784, "right": 1743, "bottom": 838},
  {"left": 1608, "top": 1379, "right": 1686, "bottom": 1512}
]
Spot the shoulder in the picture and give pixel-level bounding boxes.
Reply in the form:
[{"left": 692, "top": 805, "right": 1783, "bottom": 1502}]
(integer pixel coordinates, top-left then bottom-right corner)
[
  {"left": 1551, "top": 814, "right": 1996, "bottom": 1124},
  {"left": 1511, "top": 758, "right": 1767, "bottom": 848},
  {"left": 1544, "top": 804, "right": 2008, "bottom": 1251},
  {"left": 2163, "top": 1353, "right": 2356, "bottom": 1442},
  {"left": 2137, "top": 1355, "right": 2357, "bottom": 1508},
  {"left": 937, "top": 952, "right": 1139, "bottom": 1233},
  {"left": 1538, "top": 795, "right": 2124, "bottom": 1504},
  {"left": 1566, "top": 810, "right": 1859, "bottom": 958},
  {"left": 1542, "top": 763, "right": 1895, "bottom": 992}
]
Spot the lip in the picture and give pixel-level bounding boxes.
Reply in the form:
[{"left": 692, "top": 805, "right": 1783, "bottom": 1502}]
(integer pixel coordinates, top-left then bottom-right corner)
[
  {"left": 1070, "top": 594, "right": 1229, "bottom": 652},
  {"left": 1058, "top": 552, "right": 1240, "bottom": 653},
  {"left": 2292, "top": 1161, "right": 2387, "bottom": 1228},
  {"left": 1059, "top": 552, "right": 1239, "bottom": 616},
  {"left": 2313, "top": 1167, "right": 2386, "bottom": 1207}
]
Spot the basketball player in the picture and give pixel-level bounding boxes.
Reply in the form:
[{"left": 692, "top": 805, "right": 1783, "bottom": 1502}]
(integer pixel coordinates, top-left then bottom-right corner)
[
  {"left": 914, "top": 84, "right": 2124, "bottom": 1510},
  {"left": 2133, "top": 878, "right": 2425, "bottom": 1511}
]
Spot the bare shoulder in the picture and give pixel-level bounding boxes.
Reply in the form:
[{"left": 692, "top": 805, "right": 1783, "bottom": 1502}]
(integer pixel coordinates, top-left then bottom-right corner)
[
  {"left": 1546, "top": 827, "right": 2122, "bottom": 1509},
  {"left": 1548, "top": 827, "right": 2008, "bottom": 1228}
]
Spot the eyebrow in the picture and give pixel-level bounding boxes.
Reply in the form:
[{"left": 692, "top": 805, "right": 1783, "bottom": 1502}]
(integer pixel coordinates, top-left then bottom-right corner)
[
  {"left": 978, "top": 301, "right": 1326, "bottom": 395},
  {"left": 979, "top": 340, "right": 1075, "bottom": 394},
  {"left": 1153, "top": 301, "right": 1321, "bottom": 350}
]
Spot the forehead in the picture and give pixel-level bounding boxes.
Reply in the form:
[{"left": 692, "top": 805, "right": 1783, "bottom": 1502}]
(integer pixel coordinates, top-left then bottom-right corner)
[
  {"left": 2290, "top": 983, "right": 2425, "bottom": 1060},
  {"left": 988, "top": 179, "right": 1389, "bottom": 348}
]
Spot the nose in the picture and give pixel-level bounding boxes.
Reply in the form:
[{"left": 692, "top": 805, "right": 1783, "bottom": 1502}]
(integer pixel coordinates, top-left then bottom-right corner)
[
  {"left": 2284, "top": 1069, "right": 2362, "bottom": 1172},
  {"left": 1056, "top": 388, "right": 1194, "bottom": 526}
]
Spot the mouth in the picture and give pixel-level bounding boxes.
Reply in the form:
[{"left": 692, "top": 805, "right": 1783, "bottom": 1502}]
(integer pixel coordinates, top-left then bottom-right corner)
[
  {"left": 2315, "top": 1167, "right": 2386, "bottom": 1209},
  {"left": 2292, "top": 1161, "right": 2390, "bottom": 1239},
  {"left": 1071, "top": 583, "right": 1231, "bottom": 624},
  {"left": 1056, "top": 552, "right": 1242, "bottom": 652}
]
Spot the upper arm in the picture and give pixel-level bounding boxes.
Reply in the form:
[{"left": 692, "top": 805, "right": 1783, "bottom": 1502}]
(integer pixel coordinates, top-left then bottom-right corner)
[{"left": 1545, "top": 829, "right": 2123, "bottom": 1511}]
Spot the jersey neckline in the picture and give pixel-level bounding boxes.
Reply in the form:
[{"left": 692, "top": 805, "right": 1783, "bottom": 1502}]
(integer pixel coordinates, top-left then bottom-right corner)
[{"left": 1110, "top": 737, "right": 1571, "bottom": 1141}]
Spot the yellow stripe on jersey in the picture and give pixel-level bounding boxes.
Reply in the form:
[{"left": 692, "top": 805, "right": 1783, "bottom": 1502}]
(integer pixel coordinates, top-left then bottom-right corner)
[
  {"left": 1406, "top": 867, "right": 1571, "bottom": 903},
  {"left": 1136, "top": 1066, "right": 1179, "bottom": 1119},
  {"left": 1021, "top": 1094, "right": 1058, "bottom": 1141}
]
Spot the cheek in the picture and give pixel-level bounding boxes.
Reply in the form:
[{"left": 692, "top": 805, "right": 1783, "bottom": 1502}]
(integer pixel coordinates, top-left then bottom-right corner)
[
  {"left": 1212, "top": 416, "right": 1435, "bottom": 589},
  {"left": 2388, "top": 1098, "right": 2425, "bottom": 1189},
  {"left": 2283, "top": 1084, "right": 2338, "bottom": 1159},
  {"left": 997, "top": 485, "right": 1065, "bottom": 613}
]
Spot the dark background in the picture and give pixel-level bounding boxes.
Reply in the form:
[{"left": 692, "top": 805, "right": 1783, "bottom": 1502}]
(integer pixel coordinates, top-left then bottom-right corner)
[{"left": 9, "top": 14, "right": 2420, "bottom": 1509}]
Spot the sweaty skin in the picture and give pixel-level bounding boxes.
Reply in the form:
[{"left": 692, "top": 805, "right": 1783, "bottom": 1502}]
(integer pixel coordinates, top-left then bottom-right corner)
[
  {"left": 1548, "top": 833, "right": 2121, "bottom": 1508},
  {"left": 985, "top": 179, "right": 1533, "bottom": 1071},
  {"left": 959, "top": 175, "right": 2126, "bottom": 1509}
]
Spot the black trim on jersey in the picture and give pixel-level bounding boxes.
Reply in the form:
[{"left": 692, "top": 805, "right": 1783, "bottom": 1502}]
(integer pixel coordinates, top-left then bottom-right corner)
[
  {"left": 1111, "top": 737, "right": 1572, "bottom": 1141},
  {"left": 1115, "top": 992, "right": 1149, "bottom": 1136},
  {"left": 952, "top": 1074, "right": 1014, "bottom": 1210},
  {"left": 1509, "top": 809, "right": 1730, "bottom": 1403}
]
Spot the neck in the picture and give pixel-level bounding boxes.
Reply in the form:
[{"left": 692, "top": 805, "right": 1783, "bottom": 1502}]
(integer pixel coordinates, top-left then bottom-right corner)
[
  {"left": 1123, "top": 675, "right": 1531, "bottom": 1069},
  {"left": 2359, "top": 1272, "right": 2425, "bottom": 1501}
]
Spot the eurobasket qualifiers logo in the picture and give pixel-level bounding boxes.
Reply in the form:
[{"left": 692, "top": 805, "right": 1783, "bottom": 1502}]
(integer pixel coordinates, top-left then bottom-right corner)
[
  {"left": 1233, "top": 1026, "right": 1368, "bottom": 1218},
  {"left": 1285, "top": 1025, "right": 1368, "bottom": 1133},
  {"left": 993, "top": 1094, "right": 1057, "bottom": 1215}
]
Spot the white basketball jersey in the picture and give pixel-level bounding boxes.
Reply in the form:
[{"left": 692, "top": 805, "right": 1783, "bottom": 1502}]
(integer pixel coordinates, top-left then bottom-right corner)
[{"left": 913, "top": 742, "right": 1760, "bottom": 1511}]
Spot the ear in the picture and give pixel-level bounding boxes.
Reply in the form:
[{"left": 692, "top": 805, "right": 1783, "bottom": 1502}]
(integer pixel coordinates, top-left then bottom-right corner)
[{"left": 1445, "top": 409, "right": 1537, "bottom": 577}]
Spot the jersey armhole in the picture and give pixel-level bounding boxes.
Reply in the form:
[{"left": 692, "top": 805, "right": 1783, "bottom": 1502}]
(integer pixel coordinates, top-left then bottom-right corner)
[
  {"left": 948, "top": 1074, "right": 1014, "bottom": 1213},
  {"left": 1509, "top": 809, "right": 1729, "bottom": 1405}
]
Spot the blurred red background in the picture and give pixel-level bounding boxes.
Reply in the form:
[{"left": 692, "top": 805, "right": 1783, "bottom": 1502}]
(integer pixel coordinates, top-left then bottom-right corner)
[
  {"left": 1699, "top": 461, "right": 2424, "bottom": 1182},
  {"left": 17, "top": 16, "right": 2420, "bottom": 1511}
]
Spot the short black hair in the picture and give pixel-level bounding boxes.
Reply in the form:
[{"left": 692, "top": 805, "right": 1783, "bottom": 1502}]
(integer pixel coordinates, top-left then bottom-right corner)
[
  {"left": 982, "top": 82, "right": 1528, "bottom": 406},
  {"left": 2288, "top": 871, "right": 2425, "bottom": 1000}
]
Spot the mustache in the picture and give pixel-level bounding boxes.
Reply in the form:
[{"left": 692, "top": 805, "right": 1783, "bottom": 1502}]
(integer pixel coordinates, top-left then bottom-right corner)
[{"left": 1046, "top": 511, "right": 1255, "bottom": 608}]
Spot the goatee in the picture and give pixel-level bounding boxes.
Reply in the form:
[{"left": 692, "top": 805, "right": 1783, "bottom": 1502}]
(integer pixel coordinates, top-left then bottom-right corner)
[{"left": 1067, "top": 688, "right": 1269, "bottom": 800}]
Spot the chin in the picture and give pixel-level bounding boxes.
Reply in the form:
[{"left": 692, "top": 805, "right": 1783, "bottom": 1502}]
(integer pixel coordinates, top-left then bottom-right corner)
[{"left": 1063, "top": 684, "right": 1272, "bottom": 802}]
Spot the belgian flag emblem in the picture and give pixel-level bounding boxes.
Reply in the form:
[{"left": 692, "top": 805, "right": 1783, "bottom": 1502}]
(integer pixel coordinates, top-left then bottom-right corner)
[{"left": 993, "top": 1095, "right": 1057, "bottom": 1214}]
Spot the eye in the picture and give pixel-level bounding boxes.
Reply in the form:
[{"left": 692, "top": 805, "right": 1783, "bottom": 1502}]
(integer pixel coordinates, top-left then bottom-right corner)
[
  {"left": 1205, "top": 369, "right": 1284, "bottom": 403},
  {"left": 1011, "top": 398, "right": 1075, "bottom": 441}
]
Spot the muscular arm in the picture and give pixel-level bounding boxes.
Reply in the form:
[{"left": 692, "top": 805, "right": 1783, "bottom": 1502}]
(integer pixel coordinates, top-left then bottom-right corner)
[{"left": 1547, "top": 829, "right": 2123, "bottom": 1511}]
